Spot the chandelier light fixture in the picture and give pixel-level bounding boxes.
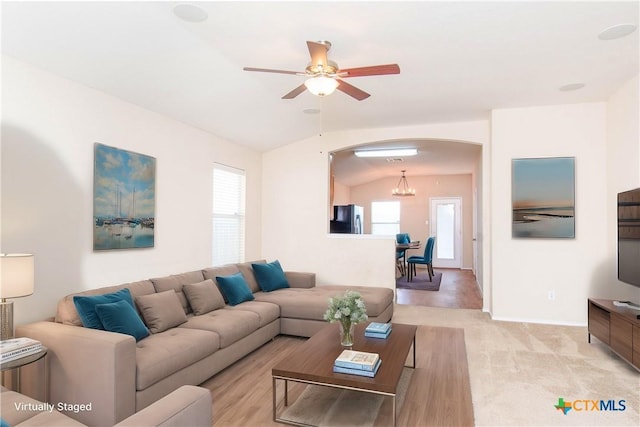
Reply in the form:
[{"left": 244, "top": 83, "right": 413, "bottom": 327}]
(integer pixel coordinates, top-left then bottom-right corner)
[
  {"left": 392, "top": 170, "right": 416, "bottom": 197},
  {"left": 304, "top": 76, "right": 339, "bottom": 97}
]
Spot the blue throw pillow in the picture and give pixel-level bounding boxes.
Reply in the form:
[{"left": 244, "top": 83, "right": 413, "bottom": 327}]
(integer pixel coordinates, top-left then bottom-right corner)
[
  {"left": 73, "top": 288, "right": 135, "bottom": 330},
  {"left": 252, "top": 260, "right": 290, "bottom": 292},
  {"left": 216, "top": 273, "right": 255, "bottom": 306},
  {"left": 94, "top": 300, "right": 150, "bottom": 342}
]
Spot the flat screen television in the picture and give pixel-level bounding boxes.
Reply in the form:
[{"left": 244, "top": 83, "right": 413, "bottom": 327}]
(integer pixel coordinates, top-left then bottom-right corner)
[{"left": 617, "top": 187, "right": 640, "bottom": 288}]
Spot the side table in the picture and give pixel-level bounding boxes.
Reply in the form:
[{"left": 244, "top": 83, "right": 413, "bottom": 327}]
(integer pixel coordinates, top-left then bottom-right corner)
[{"left": 1, "top": 347, "right": 48, "bottom": 402}]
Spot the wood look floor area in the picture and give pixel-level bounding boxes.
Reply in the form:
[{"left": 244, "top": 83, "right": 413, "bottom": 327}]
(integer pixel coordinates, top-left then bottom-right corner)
[
  {"left": 396, "top": 268, "right": 482, "bottom": 309},
  {"left": 202, "top": 326, "right": 474, "bottom": 427}
]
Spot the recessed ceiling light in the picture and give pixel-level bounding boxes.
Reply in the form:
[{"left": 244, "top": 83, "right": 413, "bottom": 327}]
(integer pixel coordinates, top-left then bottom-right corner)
[
  {"left": 559, "top": 83, "right": 585, "bottom": 92},
  {"left": 598, "top": 23, "right": 637, "bottom": 40},
  {"left": 354, "top": 148, "right": 417, "bottom": 158},
  {"left": 173, "top": 3, "right": 208, "bottom": 23},
  {"left": 302, "top": 108, "right": 321, "bottom": 115}
]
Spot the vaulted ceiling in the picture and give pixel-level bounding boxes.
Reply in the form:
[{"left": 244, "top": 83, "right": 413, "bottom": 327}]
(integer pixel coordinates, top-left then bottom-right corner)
[{"left": 2, "top": 1, "right": 638, "bottom": 184}]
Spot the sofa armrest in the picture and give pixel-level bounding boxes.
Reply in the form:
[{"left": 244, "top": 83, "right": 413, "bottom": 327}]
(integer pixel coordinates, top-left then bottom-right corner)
[
  {"left": 114, "top": 385, "right": 212, "bottom": 427},
  {"left": 16, "top": 321, "right": 137, "bottom": 427},
  {"left": 285, "top": 271, "right": 316, "bottom": 288}
]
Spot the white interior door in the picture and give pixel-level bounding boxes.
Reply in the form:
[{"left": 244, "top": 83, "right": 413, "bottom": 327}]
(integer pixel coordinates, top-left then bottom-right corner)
[{"left": 430, "top": 197, "right": 462, "bottom": 268}]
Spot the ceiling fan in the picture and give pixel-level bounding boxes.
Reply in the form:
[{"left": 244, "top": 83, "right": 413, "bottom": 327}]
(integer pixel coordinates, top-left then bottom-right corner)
[{"left": 243, "top": 41, "right": 400, "bottom": 101}]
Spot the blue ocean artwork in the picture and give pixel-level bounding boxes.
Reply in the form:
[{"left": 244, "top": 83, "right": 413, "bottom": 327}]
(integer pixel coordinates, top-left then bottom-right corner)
[
  {"left": 512, "top": 157, "right": 575, "bottom": 238},
  {"left": 93, "top": 144, "right": 156, "bottom": 250}
]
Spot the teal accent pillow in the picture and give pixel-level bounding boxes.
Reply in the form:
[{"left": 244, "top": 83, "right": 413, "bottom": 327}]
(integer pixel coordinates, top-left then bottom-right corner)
[
  {"left": 216, "top": 273, "right": 255, "bottom": 306},
  {"left": 252, "top": 260, "right": 289, "bottom": 292},
  {"left": 94, "top": 300, "right": 150, "bottom": 342},
  {"left": 73, "top": 288, "right": 135, "bottom": 330}
]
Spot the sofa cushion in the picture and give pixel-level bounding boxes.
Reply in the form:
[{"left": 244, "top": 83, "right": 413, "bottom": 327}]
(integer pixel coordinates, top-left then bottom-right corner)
[
  {"left": 179, "top": 309, "right": 261, "bottom": 348},
  {"left": 95, "top": 299, "right": 150, "bottom": 342},
  {"left": 56, "top": 279, "right": 156, "bottom": 326},
  {"left": 237, "top": 260, "right": 266, "bottom": 293},
  {"left": 254, "top": 285, "right": 394, "bottom": 320},
  {"left": 202, "top": 264, "right": 241, "bottom": 303},
  {"left": 1, "top": 387, "right": 43, "bottom": 426},
  {"left": 150, "top": 270, "right": 205, "bottom": 314},
  {"left": 222, "top": 301, "right": 280, "bottom": 327},
  {"left": 216, "top": 273, "right": 255, "bottom": 306},
  {"left": 183, "top": 279, "right": 225, "bottom": 315},
  {"left": 136, "top": 290, "right": 188, "bottom": 333},
  {"left": 252, "top": 260, "right": 290, "bottom": 292},
  {"left": 135, "top": 328, "right": 219, "bottom": 390},
  {"left": 15, "top": 410, "right": 87, "bottom": 426},
  {"left": 73, "top": 288, "right": 135, "bottom": 330},
  {"left": 1, "top": 386, "right": 87, "bottom": 426}
]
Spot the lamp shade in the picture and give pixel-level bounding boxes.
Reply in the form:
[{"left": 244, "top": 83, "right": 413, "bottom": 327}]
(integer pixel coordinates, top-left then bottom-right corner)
[
  {"left": 304, "top": 76, "right": 339, "bottom": 97},
  {"left": 0, "top": 254, "right": 34, "bottom": 299}
]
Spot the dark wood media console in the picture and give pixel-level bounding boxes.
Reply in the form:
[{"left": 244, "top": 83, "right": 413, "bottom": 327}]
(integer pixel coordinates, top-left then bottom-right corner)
[{"left": 588, "top": 298, "right": 640, "bottom": 370}]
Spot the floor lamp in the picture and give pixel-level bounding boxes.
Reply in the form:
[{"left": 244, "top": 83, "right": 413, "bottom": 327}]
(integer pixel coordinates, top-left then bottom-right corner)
[{"left": 1, "top": 254, "right": 34, "bottom": 341}]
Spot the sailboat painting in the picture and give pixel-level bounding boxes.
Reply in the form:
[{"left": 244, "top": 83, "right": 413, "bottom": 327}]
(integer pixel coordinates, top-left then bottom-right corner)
[
  {"left": 512, "top": 157, "right": 575, "bottom": 239},
  {"left": 93, "top": 143, "right": 156, "bottom": 250}
]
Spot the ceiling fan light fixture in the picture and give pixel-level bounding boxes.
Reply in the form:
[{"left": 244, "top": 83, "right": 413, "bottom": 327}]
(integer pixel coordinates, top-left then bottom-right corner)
[
  {"left": 392, "top": 170, "right": 416, "bottom": 197},
  {"left": 304, "top": 76, "right": 338, "bottom": 97}
]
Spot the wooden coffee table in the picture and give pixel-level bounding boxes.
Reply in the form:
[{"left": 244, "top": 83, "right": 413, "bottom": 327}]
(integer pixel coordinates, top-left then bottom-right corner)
[{"left": 272, "top": 322, "right": 417, "bottom": 426}]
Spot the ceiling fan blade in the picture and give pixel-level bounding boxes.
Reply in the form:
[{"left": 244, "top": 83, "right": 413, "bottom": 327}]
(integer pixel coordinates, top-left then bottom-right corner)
[
  {"left": 307, "top": 41, "right": 328, "bottom": 69},
  {"left": 336, "top": 79, "right": 370, "bottom": 101},
  {"left": 243, "top": 67, "right": 301, "bottom": 75},
  {"left": 338, "top": 64, "right": 400, "bottom": 77},
  {"left": 282, "top": 83, "right": 307, "bottom": 99}
]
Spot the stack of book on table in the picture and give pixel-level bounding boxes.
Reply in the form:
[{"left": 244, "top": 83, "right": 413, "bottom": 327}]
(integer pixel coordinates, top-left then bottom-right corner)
[
  {"left": 333, "top": 350, "right": 381, "bottom": 377},
  {"left": 365, "top": 322, "right": 392, "bottom": 339},
  {"left": 0, "top": 337, "right": 43, "bottom": 363}
]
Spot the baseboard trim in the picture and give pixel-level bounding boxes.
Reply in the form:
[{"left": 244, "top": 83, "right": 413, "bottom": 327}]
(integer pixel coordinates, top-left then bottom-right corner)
[{"left": 490, "top": 315, "right": 586, "bottom": 327}]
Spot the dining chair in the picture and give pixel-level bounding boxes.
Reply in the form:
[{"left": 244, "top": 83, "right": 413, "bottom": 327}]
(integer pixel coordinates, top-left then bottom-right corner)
[
  {"left": 407, "top": 236, "right": 435, "bottom": 281},
  {"left": 396, "top": 233, "right": 411, "bottom": 275}
]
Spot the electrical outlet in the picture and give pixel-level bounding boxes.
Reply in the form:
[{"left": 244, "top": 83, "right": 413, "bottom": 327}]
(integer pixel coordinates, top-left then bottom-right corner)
[{"left": 548, "top": 290, "right": 555, "bottom": 301}]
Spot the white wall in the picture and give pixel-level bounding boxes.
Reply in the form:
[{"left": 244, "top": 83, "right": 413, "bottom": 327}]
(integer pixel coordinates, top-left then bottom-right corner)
[
  {"left": 491, "top": 103, "right": 609, "bottom": 324},
  {"left": 8, "top": 56, "right": 632, "bottom": 328},
  {"left": 331, "top": 180, "right": 351, "bottom": 206},
  {"left": 473, "top": 152, "right": 483, "bottom": 292},
  {"left": 261, "top": 121, "right": 490, "bottom": 292},
  {"left": 605, "top": 74, "right": 640, "bottom": 301},
  {"left": 1, "top": 56, "right": 263, "bottom": 325}
]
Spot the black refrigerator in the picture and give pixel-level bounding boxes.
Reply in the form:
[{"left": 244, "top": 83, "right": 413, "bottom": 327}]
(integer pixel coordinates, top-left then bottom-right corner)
[{"left": 330, "top": 204, "right": 364, "bottom": 234}]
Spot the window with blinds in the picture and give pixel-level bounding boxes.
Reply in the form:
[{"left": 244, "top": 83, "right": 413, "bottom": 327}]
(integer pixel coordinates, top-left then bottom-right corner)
[
  {"left": 371, "top": 201, "right": 400, "bottom": 235},
  {"left": 212, "top": 163, "right": 245, "bottom": 266}
]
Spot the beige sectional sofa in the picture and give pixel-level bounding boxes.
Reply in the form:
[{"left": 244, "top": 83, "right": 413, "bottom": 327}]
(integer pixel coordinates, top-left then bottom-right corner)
[
  {"left": 1, "top": 385, "right": 212, "bottom": 427},
  {"left": 16, "top": 260, "right": 394, "bottom": 426}
]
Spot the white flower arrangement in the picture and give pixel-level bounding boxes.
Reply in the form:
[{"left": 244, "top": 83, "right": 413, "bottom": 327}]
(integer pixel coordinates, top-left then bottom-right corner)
[{"left": 323, "top": 290, "right": 368, "bottom": 331}]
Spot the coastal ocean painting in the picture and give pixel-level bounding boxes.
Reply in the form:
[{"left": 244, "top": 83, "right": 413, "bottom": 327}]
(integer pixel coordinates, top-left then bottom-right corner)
[
  {"left": 94, "top": 143, "right": 156, "bottom": 250},
  {"left": 512, "top": 157, "right": 575, "bottom": 238}
]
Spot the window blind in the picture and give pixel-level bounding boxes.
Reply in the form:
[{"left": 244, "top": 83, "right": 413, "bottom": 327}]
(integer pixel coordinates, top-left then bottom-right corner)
[
  {"left": 371, "top": 201, "right": 400, "bottom": 235},
  {"left": 212, "top": 163, "right": 245, "bottom": 265}
]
